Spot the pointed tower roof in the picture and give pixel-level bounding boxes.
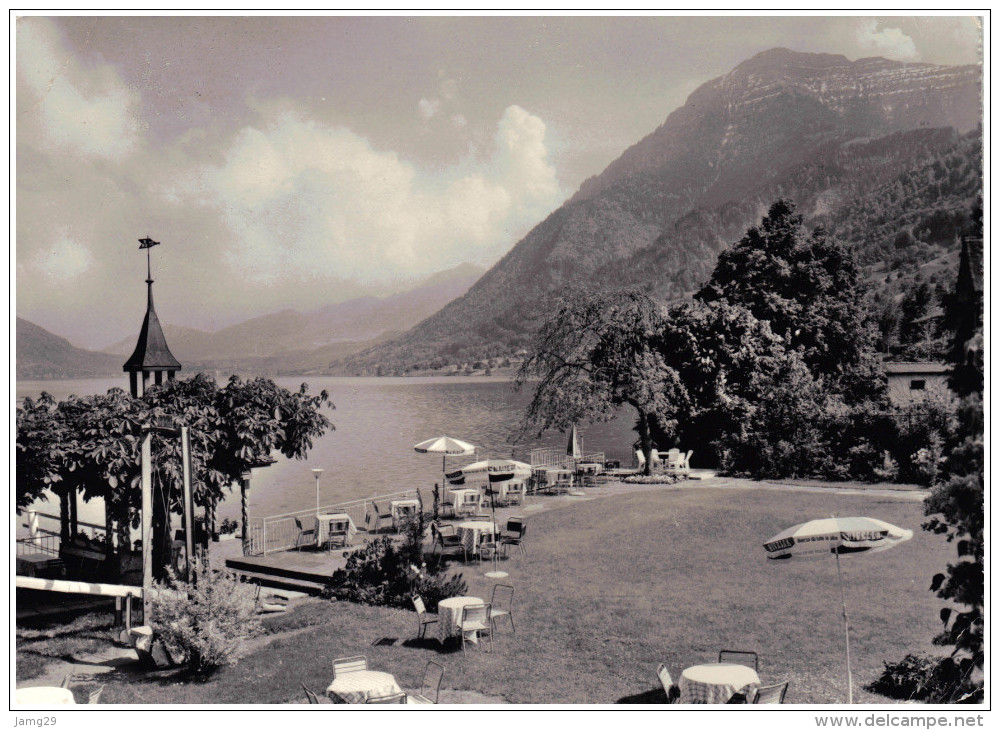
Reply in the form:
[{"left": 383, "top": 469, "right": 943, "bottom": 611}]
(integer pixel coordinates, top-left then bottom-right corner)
[{"left": 123, "top": 237, "right": 181, "bottom": 373}]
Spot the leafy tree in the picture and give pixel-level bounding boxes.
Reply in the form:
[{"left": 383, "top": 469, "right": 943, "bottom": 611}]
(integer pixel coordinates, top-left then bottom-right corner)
[
  {"left": 15, "top": 374, "right": 333, "bottom": 578},
  {"left": 516, "top": 290, "right": 688, "bottom": 474},
  {"left": 696, "top": 200, "right": 881, "bottom": 401}
]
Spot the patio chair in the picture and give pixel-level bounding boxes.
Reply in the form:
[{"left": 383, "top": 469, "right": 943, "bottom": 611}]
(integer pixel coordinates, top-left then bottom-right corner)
[
  {"left": 752, "top": 682, "right": 789, "bottom": 704},
  {"left": 656, "top": 664, "right": 680, "bottom": 704},
  {"left": 681, "top": 450, "right": 693, "bottom": 473},
  {"left": 365, "top": 502, "right": 394, "bottom": 534},
  {"left": 407, "top": 660, "right": 445, "bottom": 704},
  {"left": 459, "top": 603, "right": 492, "bottom": 653},
  {"left": 430, "top": 522, "right": 463, "bottom": 565},
  {"left": 635, "top": 449, "right": 646, "bottom": 472},
  {"left": 366, "top": 692, "right": 407, "bottom": 704},
  {"left": 490, "top": 583, "right": 515, "bottom": 634},
  {"left": 650, "top": 449, "right": 661, "bottom": 471},
  {"left": 411, "top": 594, "right": 439, "bottom": 640},
  {"left": 500, "top": 518, "right": 527, "bottom": 558},
  {"left": 332, "top": 655, "right": 368, "bottom": 677},
  {"left": 294, "top": 517, "right": 316, "bottom": 551},
  {"left": 301, "top": 683, "right": 322, "bottom": 704},
  {"left": 718, "top": 650, "right": 759, "bottom": 672},
  {"left": 87, "top": 686, "right": 104, "bottom": 704},
  {"left": 477, "top": 531, "right": 500, "bottom": 565}
]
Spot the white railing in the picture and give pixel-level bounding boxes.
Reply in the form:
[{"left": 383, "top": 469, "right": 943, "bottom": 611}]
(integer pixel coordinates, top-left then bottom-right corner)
[
  {"left": 529, "top": 447, "right": 605, "bottom": 469},
  {"left": 246, "top": 488, "right": 423, "bottom": 556}
]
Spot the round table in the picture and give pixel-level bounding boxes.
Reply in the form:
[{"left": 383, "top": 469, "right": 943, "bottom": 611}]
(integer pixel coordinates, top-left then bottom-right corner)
[
  {"left": 325, "top": 670, "right": 403, "bottom": 704},
  {"left": 436, "top": 595, "right": 485, "bottom": 643},
  {"left": 456, "top": 521, "right": 497, "bottom": 556},
  {"left": 680, "top": 663, "right": 761, "bottom": 704},
  {"left": 15, "top": 687, "right": 75, "bottom": 705}
]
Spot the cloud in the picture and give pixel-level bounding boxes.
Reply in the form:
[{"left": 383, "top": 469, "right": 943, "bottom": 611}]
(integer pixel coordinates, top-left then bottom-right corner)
[
  {"left": 31, "top": 233, "right": 94, "bottom": 280},
  {"left": 856, "top": 20, "right": 920, "bottom": 62},
  {"left": 418, "top": 97, "right": 440, "bottom": 119},
  {"left": 16, "top": 18, "right": 141, "bottom": 160},
  {"left": 203, "top": 105, "right": 563, "bottom": 283}
]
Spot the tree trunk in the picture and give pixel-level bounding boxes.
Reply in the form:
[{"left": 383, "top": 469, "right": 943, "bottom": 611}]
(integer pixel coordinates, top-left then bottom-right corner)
[
  {"left": 636, "top": 409, "right": 655, "bottom": 476},
  {"left": 151, "top": 476, "right": 171, "bottom": 581},
  {"left": 58, "top": 488, "right": 70, "bottom": 541},
  {"left": 241, "top": 476, "right": 249, "bottom": 556}
]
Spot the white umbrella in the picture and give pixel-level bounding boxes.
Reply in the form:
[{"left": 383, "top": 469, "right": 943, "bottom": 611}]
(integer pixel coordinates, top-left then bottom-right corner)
[
  {"left": 414, "top": 435, "right": 475, "bottom": 483},
  {"left": 763, "top": 516, "right": 913, "bottom": 703},
  {"left": 445, "top": 459, "right": 531, "bottom": 486},
  {"left": 567, "top": 424, "right": 581, "bottom": 460}
]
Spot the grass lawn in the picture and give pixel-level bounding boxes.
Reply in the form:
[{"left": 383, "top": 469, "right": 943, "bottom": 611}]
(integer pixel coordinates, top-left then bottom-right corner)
[{"left": 29, "top": 485, "right": 953, "bottom": 704}]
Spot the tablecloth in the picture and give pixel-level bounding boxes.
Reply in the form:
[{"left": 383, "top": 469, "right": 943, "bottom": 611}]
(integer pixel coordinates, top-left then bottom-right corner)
[
  {"left": 16, "top": 687, "right": 75, "bottom": 705},
  {"left": 326, "top": 670, "right": 403, "bottom": 704},
  {"left": 436, "top": 596, "right": 485, "bottom": 643},
  {"left": 679, "top": 663, "right": 761, "bottom": 704},
  {"left": 457, "top": 521, "right": 497, "bottom": 556},
  {"left": 316, "top": 513, "right": 356, "bottom": 547},
  {"left": 449, "top": 489, "right": 480, "bottom": 517}
]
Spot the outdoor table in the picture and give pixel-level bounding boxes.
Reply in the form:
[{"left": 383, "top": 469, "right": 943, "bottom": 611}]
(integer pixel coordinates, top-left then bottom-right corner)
[
  {"left": 325, "top": 670, "right": 403, "bottom": 704},
  {"left": 316, "top": 513, "right": 356, "bottom": 549},
  {"left": 457, "top": 521, "right": 497, "bottom": 556},
  {"left": 391, "top": 499, "right": 420, "bottom": 530},
  {"left": 679, "top": 663, "right": 761, "bottom": 704},
  {"left": 436, "top": 595, "right": 485, "bottom": 643},
  {"left": 449, "top": 488, "right": 480, "bottom": 517},
  {"left": 545, "top": 468, "right": 573, "bottom": 491},
  {"left": 15, "top": 687, "right": 76, "bottom": 705},
  {"left": 500, "top": 479, "right": 525, "bottom": 504},
  {"left": 576, "top": 462, "right": 602, "bottom": 476}
]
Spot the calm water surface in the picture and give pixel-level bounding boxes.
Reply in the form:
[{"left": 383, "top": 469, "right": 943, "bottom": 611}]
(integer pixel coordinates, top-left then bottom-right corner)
[{"left": 17, "top": 376, "right": 636, "bottom": 525}]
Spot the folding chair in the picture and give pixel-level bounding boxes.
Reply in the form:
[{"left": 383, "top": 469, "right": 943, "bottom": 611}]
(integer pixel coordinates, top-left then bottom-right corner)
[
  {"left": 490, "top": 583, "right": 515, "bottom": 634},
  {"left": 366, "top": 692, "right": 407, "bottom": 704},
  {"left": 301, "top": 683, "right": 322, "bottom": 704},
  {"left": 656, "top": 664, "right": 680, "bottom": 703},
  {"left": 718, "top": 650, "right": 759, "bottom": 672},
  {"left": 500, "top": 518, "right": 527, "bottom": 558},
  {"left": 332, "top": 655, "right": 368, "bottom": 677},
  {"left": 294, "top": 517, "right": 316, "bottom": 550},
  {"left": 458, "top": 603, "right": 492, "bottom": 653},
  {"left": 412, "top": 594, "right": 439, "bottom": 640},
  {"left": 752, "top": 682, "right": 789, "bottom": 704},
  {"left": 407, "top": 661, "right": 445, "bottom": 704}
]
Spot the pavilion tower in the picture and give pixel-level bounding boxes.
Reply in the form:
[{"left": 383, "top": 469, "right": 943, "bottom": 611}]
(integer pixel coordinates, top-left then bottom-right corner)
[{"left": 123, "top": 237, "right": 181, "bottom": 397}]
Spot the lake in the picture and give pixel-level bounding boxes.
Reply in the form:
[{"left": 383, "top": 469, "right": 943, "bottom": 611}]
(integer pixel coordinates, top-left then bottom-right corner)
[{"left": 16, "top": 375, "right": 637, "bottom": 527}]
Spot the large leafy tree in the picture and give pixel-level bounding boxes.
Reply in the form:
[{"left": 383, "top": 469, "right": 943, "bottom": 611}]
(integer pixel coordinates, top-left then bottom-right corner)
[
  {"left": 696, "top": 199, "right": 882, "bottom": 401},
  {"left": 16, "top": 374, "right": 333, "bottom": 578},
  {"left": 516, "top": 290, "right": 688, "bottom": 474}
]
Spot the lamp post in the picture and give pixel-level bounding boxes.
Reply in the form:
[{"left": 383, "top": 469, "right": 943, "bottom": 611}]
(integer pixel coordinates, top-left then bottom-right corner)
[{"left": 312, "top": 468, "right": 324, "bottom": 516}]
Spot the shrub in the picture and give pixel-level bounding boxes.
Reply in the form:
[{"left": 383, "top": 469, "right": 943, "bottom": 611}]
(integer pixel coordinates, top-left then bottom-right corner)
[
  {"left": 219, "top": 518, "right": 239, "bottom": 535},
  {"left": 867, "top": 653, "right": 984, "bottom": 703},
  {"left": 325, "top": 527, "right": 466, "bottom": 611},
  {"left": 148, "top": 562, "right": 263, "bottom": 674}
]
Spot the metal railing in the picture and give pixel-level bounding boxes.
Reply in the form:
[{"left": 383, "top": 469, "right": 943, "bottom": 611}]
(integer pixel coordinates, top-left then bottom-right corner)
[
  {"left": 246, "top": 488, "right": 423, "bottom": 556},
  {"left": 529, "top": 447, "right": 606, "bottom": 469},
  {"left": 16, "top": 532, "right": 61, "bottom": 556}
]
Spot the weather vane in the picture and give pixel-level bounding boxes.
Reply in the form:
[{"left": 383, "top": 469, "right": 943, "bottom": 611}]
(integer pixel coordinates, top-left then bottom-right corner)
[{"left": 138, "top": 236, "right": 161, "bottom": 283}]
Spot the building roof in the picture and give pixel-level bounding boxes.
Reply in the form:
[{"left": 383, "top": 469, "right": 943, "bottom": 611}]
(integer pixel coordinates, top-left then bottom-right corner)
[
  {"left": 123, "top": 283, "right": 181, "bottom": 372},
  {"left": 883, "top": 362, "right": 950, "bottom": 376}
]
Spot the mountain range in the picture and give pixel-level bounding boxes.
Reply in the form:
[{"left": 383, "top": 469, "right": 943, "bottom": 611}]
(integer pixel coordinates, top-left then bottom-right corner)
[
  {"left": 340, "top": 48, "right": 982, "bottom": 374},
  {"left": 18, "top": 262, "right": 483, "bottom": 379}
]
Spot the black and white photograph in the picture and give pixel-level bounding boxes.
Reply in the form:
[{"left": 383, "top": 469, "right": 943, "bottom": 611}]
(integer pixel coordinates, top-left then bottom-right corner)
[{"left": 12, "top": 12, "right": 986, "bottom": 719}]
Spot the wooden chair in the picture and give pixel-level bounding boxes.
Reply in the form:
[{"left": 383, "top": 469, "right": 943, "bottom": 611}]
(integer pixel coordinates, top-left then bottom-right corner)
[
  {"left": 500, "top": 518, "right": 527, "bottom": 558},
  {"left": 294, "top": 517, "right": 316, "bottom": 551},
  {"left": 332, "top": 655, "right": 368, "bottom": 677},
  {"left": 718, "top": 649, "right": 759, "bottom": 672},
  {"left": 752, "top": 682, "right": 789, "bottom": 704},
  {"left": 407, "top": 660, "right": 445, "bottom": 704},
  {"left": 656, "top": 664, "right": 680, "bottom": 704},
  {"left": 459, "top": 603, "right": 492, "bottom": 653},
  {"left": 301, "top": 683, "right": 322, "bottom": 704},
  {"left": 87, "top": 686, "right": 104, "bottom": 704},
  {"left": 490, "top": 583, "right": 515, "bottom": 634},
  {"left": 411, "top": 594, "right": 439, "bottom": 640},
  {"left": 366, "top": 692, "right": 407, "bottom": 704}
]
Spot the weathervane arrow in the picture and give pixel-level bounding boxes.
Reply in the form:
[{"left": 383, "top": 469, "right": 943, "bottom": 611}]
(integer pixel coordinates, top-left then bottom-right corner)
[{"left": 138, "top": 236, "right": 161, "bottom": 283}]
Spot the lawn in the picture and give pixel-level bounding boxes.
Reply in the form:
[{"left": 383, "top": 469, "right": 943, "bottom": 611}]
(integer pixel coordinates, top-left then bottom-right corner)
[{"left": 30, "top": 485, "right": 954, "bottom": 704}]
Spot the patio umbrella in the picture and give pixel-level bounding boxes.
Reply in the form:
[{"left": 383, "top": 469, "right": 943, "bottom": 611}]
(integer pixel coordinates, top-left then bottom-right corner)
[
  {"left": 763, "top": 516, "right": 913, "bottom": 704},
  {"left": 445, "top": 458, "right": 531, "bottom": 486},
  {"left": 414, "top": 435, "right": 475, "bottom": 484},
  {"left": 567, "top": 424, "right": 581, "bottom": 460}
]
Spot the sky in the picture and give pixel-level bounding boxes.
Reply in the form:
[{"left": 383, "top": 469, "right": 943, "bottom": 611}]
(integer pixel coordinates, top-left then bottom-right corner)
[{"left": 14, "top": 14, "right": 984, "bottom": 349}]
